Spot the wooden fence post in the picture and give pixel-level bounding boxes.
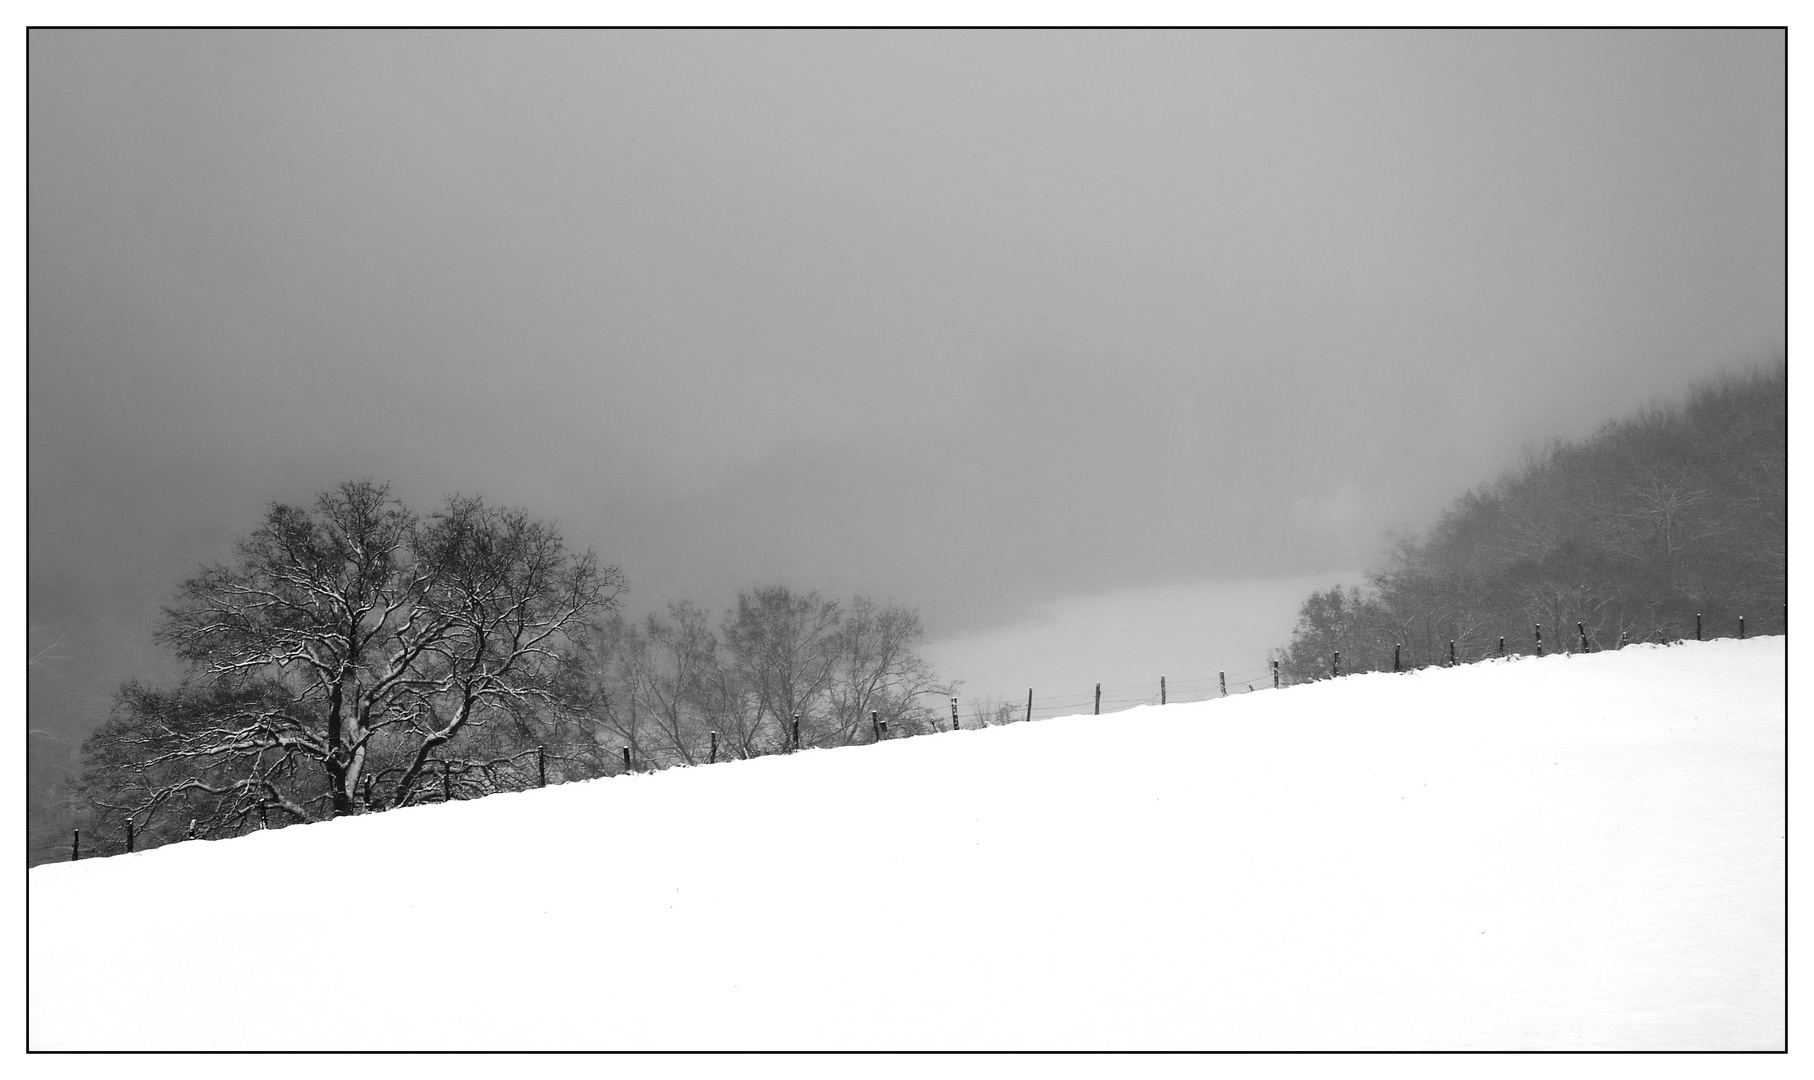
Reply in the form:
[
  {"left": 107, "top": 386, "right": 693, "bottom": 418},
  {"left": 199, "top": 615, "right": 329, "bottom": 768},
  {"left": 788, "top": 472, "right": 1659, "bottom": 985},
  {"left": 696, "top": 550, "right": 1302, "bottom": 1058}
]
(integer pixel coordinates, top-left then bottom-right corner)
[
  {"left": 70, "top": 829, "right": 79, "bottom": 862},
  {"left": 187, "top": 818, "right": 197, "bottom": 840},
  {"left": 622, "top": 746, "right": 631, "bottom": 772},
  {"left": 1739, "top": 615, "right": 1746, "bottom": 640},
  {"left": 1393, "top": 643, "right": 1401, "bottom": 672},
  {"left": 537, "top": 745, "right": 547, "bottom": 788},
  {"left": 1272, "top": 660, "right": 1279, "bottom": 689},
  {"left": 1696, "top": 613, "right": 1702, "bottom": 641},
  {"left": 879, "top": 719, "right": 889, "bottom": 739},
  {"left": 1577, "top": 622, "right": 1588, "bottom": 653},
  {"left": 1332, "top": 651, "right": 1341, "bottom": 677},
  {"left": 1094, "top": 683, "right": 1101, "bottom": 715},
  {"left": 1498, "top": 636, "right": 1505, "bottom": 657},
  {"left": 126, "top": 820, "right": 135, "bottom": 853},
  {"left": 442, "top": 760, "right": 451, "bottom": 802},
  {"left": 1219, "top": 671, "right": 1227, "bottom": 696},
  {"left": 1160, "top": 676, "right": 1166, "bottom": 705},
  {"left": 1449, "top": 640, "right": 1457, "bottom": 667},
  {"left": 1025, "top": 689, "right": 1032, "bottom": 724},
  {"left": 259, "top": 803, "right": 268, "bottom": 830},
  {"left": 871, "top": 711, "right": 881, "bottom": 741},
  {"left": 792, "top": 714, "right": 801, "bottom": 750},
  {"left": 1534, "top": 624, "right": 1544, "bottom": 656},
  {"left": 711, "top": 730, "right": 719, "bottom": 763},
  {"left": 950, "top": 696, "right": 960, "bottom": 732}
]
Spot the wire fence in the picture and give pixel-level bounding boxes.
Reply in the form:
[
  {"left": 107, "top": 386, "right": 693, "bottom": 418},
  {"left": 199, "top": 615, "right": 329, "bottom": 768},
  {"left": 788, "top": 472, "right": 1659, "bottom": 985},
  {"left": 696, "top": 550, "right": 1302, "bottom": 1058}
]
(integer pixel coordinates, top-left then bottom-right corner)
[
  {"left": 32, "top": 611, "right": 1776, "bottom": 868},
  {"left": 991, "top": 660, "right": 1283, "bottom": 723}
]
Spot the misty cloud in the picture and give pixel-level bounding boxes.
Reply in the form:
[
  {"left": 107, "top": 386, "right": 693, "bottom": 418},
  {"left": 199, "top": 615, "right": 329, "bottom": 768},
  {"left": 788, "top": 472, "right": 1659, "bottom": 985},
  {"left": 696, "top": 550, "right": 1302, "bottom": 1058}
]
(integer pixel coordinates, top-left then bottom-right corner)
[{"left": 28, "top": 29, "right": 1785, "bottom": 737}]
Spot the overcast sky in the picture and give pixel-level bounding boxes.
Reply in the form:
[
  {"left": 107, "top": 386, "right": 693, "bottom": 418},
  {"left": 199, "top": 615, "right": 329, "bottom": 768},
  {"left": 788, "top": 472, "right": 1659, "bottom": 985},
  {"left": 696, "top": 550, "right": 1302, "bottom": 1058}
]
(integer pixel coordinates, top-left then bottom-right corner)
[{"left": 27, "top": 30, "right": 1785, "bottom": 733}]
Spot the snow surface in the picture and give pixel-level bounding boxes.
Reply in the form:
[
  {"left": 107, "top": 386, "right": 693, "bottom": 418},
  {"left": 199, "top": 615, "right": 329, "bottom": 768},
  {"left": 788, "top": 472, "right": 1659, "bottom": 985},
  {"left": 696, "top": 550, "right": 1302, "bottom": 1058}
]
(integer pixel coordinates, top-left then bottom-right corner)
[{"left": 28, "top": 638, "right": 1785, "bottom": 1050}]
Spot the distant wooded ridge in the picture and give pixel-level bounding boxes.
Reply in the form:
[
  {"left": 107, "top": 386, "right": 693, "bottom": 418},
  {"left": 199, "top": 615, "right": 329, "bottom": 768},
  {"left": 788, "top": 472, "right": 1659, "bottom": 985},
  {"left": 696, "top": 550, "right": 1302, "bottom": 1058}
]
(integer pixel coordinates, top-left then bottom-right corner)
[{"left": 1278, "top": 361, "right": 1786, "bottom": 682}]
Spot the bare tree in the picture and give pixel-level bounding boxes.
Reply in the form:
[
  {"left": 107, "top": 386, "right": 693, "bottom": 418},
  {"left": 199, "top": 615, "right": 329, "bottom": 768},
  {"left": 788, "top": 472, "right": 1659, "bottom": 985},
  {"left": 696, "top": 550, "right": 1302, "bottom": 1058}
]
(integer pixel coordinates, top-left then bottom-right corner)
[
  {"left": 825, "top": 597, "right": 948, "bottom": 743},
  {"left": 594, "top": 602, "right": 726, "bottom": 768},
  {"left": 78, "top": 480, "right": 623, "bottom": 846},
  {"left": 721, "top": 587, "right": 843, "bottom": 750}
]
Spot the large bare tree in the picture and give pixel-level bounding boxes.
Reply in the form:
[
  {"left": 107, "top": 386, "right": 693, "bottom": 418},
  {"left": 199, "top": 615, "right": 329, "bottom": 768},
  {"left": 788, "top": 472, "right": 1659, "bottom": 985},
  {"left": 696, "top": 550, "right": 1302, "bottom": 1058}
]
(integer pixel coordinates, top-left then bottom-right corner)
[{"left": 79, "top": 480, "right": 622, "bottom": 848}]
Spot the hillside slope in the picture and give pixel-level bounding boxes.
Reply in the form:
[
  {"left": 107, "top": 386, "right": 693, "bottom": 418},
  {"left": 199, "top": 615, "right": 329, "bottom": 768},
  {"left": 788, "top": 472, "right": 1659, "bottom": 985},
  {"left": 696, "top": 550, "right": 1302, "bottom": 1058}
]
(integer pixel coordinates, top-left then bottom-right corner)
[{"left": 28, "top": 638, "right": 1785, "bottom": 1050}]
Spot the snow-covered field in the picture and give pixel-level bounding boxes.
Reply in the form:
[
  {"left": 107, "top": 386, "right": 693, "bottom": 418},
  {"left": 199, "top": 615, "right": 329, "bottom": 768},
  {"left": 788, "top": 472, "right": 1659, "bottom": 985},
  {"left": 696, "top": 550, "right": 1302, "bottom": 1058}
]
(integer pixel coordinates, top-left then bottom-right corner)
[{"left": 27, "top": 638, "right": 1785, "bottom": 1050}]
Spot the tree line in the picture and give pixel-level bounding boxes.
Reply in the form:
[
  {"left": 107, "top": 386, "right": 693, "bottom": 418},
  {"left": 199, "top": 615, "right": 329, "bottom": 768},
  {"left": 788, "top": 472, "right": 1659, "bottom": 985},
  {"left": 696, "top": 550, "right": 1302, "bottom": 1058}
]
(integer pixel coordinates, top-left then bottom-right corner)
[
  {"left": 67, "top": 480, "right": 950, "bottom": 858},
  {"left": 1277, "top": 361, "right": 1787, "bottom": 682}
]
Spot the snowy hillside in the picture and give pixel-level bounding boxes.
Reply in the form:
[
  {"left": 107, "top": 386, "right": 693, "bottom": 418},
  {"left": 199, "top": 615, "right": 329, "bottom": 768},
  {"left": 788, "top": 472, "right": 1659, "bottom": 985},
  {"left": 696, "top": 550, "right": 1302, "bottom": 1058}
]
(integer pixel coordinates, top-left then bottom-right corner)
[{"left": 28, "top": 637, "right": 1785, "bottom": 1050}]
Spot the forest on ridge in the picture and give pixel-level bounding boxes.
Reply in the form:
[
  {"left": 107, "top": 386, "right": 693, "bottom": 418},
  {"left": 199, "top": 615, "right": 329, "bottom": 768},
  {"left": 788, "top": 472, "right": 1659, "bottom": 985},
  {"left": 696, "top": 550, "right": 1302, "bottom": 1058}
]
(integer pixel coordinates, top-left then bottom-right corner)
[{"left": 1279, "top": 362, "right": 1787, "bottom": 681}]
